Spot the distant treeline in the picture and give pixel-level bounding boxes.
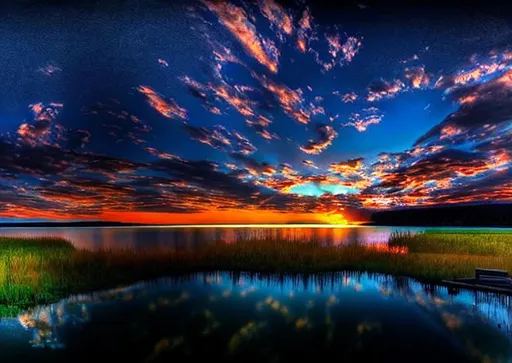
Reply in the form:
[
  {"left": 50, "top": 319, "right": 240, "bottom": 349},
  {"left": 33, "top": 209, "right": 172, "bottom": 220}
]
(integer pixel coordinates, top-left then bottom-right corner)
[
  {"left": 370, "top": 204, "right": 512, "bottom": 227},
  {"left": 0, "top": 221, "right": 145, "bottom": 228}
]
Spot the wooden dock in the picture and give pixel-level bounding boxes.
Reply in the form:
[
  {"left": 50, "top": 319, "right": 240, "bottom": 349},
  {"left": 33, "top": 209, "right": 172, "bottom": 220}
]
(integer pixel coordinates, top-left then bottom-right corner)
[{"left": 442, "top": 268, "right": 512, "bottom": 294}]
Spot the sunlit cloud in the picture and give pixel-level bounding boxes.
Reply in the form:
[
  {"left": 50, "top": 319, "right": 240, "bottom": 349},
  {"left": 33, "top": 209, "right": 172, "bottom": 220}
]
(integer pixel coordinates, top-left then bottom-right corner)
[
  {"left": 342, "top": 107, "right": 383, "bottom": 132},
  {"left": 341, "top": 36, "right": 362, "bottom": 63},
  {"left": 404, "top": 66, "right": 430, "bottom": 89},
  {"left": 137, "top": 86, "right": 187, "bottom": 120},
  {"left": 302, "top": 160, "right": 319, "bottom": 169},
  {"left": 17, "top": 103, "right": 64, "bottom": 147},
  {"left": 297, "top": 8, "right": 313, "bottom": 53},
  {"left": 258, "top": 0, "right": 294, "bottom": 37},
  {"left": 258, "top": 75, "right": 311, "bottom": 124},
  {"left": 300, "top": 124, "right": 338, "bottom": 154},
  {"left": 202, "top": 0, "right": 279, "bottom": 73},
  {"left": 367, "top": 79, "right": 405, "bottom": 102}
]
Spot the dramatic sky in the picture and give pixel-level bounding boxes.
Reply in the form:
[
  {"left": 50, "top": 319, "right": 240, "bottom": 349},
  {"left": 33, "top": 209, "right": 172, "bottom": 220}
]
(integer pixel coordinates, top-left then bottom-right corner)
[{"left": 0, "top": 0, "right": 511, "bottom": 224}]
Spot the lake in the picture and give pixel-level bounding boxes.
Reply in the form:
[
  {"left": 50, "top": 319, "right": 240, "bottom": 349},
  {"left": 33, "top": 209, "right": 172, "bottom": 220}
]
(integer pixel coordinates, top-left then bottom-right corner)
[
  {"left": 1, "top": 271, "right": 511, "bottom": 363},
  {"left": 0, "top": 225, "right": 508, "bottom": 251}
]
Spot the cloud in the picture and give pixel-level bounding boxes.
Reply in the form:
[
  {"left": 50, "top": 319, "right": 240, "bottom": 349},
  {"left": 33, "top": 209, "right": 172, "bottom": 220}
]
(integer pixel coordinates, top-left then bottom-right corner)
[
  {"left": 297, "top": 8, "right": 313, "bottom": 53},
  {"left": 366, "top": 79, "right": 405, "bottom": 102},
  {"left": 137, "top": 86, "right": 187, "bottom": 120},
  {"left": 230, "top": 153, "right": 277, "bottom": 177},
  {"left": 416, "top": 69, "right": 512, "bottom": 145},
  {"left": 257, "top": 0, "right": 294, "bottom": 37},
  {"left": 404, "top": 66, "right": 430, "bottom": 89},
  {"left": 202, "top": 0, "right": 279, "bottom": 73},
  {"left": 342, "top": 107, "right": 383, "bottom": 132},
  {"left": 37, "top": 62, "right": 62, "bottom": 76},
  {"left": 245, "top": 116, "right": 278, "bottom": 140},
  {"left": 183, "top": 124, "right": 257, "bottom": 155},
  {"left": 82, "top": 101, "right": 151, "bottom": 146},
  {"left": 341, "top": 92, "right": 358, "bottom": 103},
  {"left": 213, "top": 84, "right": 257, "bottom": 117},
  {"left": 302, "top": 160, "right": 319, "bottom": 169},
  {"left": 340, "top": 36, "right": 362, "bottom": 63},
  {"left": 17, "top": 103, "right": 64, "bottom": 147},
  {"left": 258, "top": 75, "right": 310, "bottom": 124},
  {"left": 437, "top": 57, "right": 510, "bottom": 91},
  {"left": 364, "top": 149, "right": 504, "bottom": 197},
  {"left": 329, "top": 158, "right": 365, "bottom": 175},
  {"left": 157, "top": 58, "right": 169, "bottom": 67},
  {"left": 300, "top": 124, "right": 338, "bottom": 154},
  {"left": 322, "top": 33, "right": 362, "bottom": 70}
]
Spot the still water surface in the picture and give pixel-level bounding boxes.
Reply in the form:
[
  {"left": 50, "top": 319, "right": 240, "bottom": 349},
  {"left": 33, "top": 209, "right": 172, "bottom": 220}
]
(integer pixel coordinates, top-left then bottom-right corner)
[
  {"left": 0, "top": 225, "right": 507, "bottom": 251},
  {"left": 1, "top": 271, "right": 511, "bottom": 363}
]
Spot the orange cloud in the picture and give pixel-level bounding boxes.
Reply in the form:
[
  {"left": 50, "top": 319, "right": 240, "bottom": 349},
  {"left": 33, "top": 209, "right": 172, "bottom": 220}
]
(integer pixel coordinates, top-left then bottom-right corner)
[
  {"left": 302, "top": 160, "right": 318, "bottom": 169},
  {"left": 404, "top": 66, "right": 430, "bottom": 89},
  {"left": 297, "top": 8, "right": 313, "bottom": 53},
  {"left": 17, "top": 103, "right": 64, "bottom": 147},
  {"left": 214, "top": 84, "right": 256, "bottom": 117},
  {"left": 137, "top": 86, "right": 187, "bottom": 120},
  {"left": 258, "top": 75, "right": 310, "bottom": 124},
  {"left": 258, "top": 0, "right": 294, "bottom": 36},
  {"left": 203, "top": 0, "right": 279, "bottom": 73},
  {"left": 329, "top": 158, "right": 364, "bottom": 175}
]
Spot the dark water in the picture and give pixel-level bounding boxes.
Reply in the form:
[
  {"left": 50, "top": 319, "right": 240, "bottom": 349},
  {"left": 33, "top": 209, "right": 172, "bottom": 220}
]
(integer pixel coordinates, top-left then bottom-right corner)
[
  {"left": 1, "top": 271, "right": 511, "bottom": 363},
  {"left": 0, "top": 225, "right": 508, "bottom": 251}
]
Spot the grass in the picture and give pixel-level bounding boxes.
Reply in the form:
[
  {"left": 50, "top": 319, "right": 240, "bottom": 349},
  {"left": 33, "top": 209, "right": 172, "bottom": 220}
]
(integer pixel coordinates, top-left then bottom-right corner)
[
  {"left": 390, "top": 231, "right": 512, "bottom": 256},
  {"left": 425, "top": 229, "right": 512, "bottom": 235},
  {"left": 1, "top": 232, "right": 512, "bottom": 317}
]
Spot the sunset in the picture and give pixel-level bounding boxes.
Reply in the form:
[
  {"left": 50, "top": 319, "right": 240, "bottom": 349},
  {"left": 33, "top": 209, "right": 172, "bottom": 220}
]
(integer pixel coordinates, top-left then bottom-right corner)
[
  {"left": 0, "top": 0, "right": 511, "bottom": 362},
  {"left": 0, "top": 0, "right": 511, "bottom": 225}
]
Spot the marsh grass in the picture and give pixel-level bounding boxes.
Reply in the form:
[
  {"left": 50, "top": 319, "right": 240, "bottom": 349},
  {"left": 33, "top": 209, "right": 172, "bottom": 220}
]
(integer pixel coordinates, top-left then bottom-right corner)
[
  {"left": 390, "top": 232, "right": 512, "bottom": 256},
  {"left": 1, "top": 234, "right": 512, "bottom": 317}
]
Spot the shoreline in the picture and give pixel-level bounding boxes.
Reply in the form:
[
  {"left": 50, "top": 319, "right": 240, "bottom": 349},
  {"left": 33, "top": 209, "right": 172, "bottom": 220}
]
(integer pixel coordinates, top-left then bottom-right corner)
[{"left": 1, "top": 222, "right": 512, "bottom": 229}]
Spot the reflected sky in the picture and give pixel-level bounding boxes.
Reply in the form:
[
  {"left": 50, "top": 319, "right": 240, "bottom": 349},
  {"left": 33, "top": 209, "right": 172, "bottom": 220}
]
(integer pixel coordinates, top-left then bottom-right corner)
[
  {"left": 0, "top": 225, "right": 508, "bottom": 251},
  {"left": 0, "top": 225, "right": 441, "bottom": 250},
  {"left": 1, "top": 271, "right": 511, "bottom": 363}
]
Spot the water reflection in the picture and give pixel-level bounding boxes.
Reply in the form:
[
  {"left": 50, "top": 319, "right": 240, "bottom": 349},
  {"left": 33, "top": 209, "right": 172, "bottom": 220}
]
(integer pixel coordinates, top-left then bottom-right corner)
[
  {"left": 4, "top": 271, "right": 511, "bottom": 362},
  {"left": 0, "top": 226, "right": 425, "bottom": 251}
]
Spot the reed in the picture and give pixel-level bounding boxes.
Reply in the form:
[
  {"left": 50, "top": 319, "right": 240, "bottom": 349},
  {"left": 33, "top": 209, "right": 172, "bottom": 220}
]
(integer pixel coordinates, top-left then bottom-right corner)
[
  {"left": 389, "top": 231, "right": 512, "bottom": 256},
  {"left": 1, "top": 235, "right": 512, "bottom": 317}
]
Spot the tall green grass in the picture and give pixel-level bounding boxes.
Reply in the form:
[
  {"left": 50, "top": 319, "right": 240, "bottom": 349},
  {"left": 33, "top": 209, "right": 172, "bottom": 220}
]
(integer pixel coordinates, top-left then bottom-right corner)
[
  {"left": 425, "top": 229, "right": 512, "bottom": 235},
  {"left": 390, "top": 232, "right": 512, "bottom": 256},
  {"left": 1, "top": 234, "right": 512, "bottom": 317}
]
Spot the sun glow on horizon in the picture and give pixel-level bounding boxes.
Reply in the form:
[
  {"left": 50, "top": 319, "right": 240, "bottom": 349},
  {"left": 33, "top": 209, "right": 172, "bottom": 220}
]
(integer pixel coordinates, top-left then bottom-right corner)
[
  {"left": 320, "top": 213, "right": 349, "bottom": 225},
  {"left": 0, "top": 210, "right": 360, "bottom": 226}
]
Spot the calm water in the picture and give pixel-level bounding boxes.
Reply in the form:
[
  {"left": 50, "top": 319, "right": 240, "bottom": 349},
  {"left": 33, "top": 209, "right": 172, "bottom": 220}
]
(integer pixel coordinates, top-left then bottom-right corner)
[
  {"left": 1, "top": 271, "right": 511, "bottom": 363},
  {"left": 0, "top": 225, "right": 508, "bottom": 251}
]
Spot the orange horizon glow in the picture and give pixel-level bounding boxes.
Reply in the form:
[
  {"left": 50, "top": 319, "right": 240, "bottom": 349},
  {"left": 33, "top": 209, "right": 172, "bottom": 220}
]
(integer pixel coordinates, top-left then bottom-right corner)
[{"left": 0, "top": 208, "right": 364, "bottom": 225}]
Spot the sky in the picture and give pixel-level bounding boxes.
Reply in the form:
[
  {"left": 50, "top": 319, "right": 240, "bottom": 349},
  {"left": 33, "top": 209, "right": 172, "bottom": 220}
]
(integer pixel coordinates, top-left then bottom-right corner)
[{"left": 0, "top": 0, "right": 511, "bottom": 224}]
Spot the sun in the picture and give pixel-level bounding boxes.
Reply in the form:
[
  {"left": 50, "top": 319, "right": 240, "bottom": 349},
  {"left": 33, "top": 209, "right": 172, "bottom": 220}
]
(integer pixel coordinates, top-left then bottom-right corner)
[{"left": 322, "top": 213, "right": 348, "bottom": 225}]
